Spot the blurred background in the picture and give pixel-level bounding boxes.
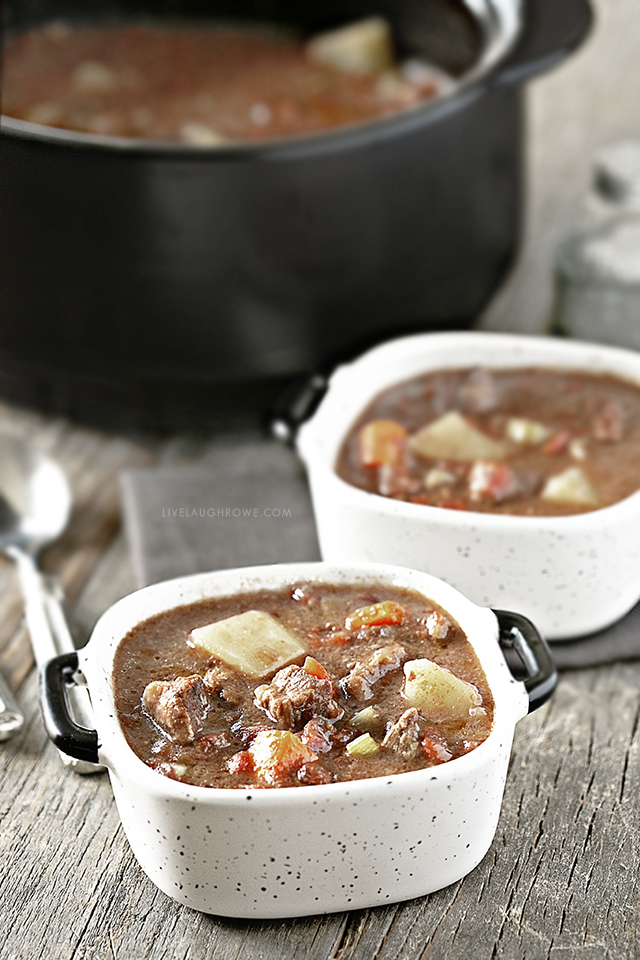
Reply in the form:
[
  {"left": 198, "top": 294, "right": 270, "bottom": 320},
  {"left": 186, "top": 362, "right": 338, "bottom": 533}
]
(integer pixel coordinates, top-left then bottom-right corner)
[{"left": 480, "top": 0, "right": 640, "bottom": 336}]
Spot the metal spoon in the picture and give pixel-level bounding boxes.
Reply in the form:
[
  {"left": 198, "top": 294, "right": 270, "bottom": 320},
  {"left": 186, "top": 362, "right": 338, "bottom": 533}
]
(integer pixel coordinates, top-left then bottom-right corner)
[
  {"left": 0, "top": 431, "right": 104, "bottom": 773},
  {"left": 0, "top": 666, "right": 24, "bottom": 741}
]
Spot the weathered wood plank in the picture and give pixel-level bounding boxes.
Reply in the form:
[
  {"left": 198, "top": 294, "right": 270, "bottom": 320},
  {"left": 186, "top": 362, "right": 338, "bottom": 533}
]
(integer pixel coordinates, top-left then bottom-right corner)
[
  {"left": 2, "top": 664, "right": 640, "bottom": 960},
  {"left": 0, "top": 403, "right": 157, "bottom": 689}
]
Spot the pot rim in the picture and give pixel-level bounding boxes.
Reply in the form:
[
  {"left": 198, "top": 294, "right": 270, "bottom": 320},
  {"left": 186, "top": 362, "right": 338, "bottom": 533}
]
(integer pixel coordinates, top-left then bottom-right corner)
[
  {"left": 0, "top": 0, "right": 520, "bottom": 158},
  {"left": 297, "top": 330, "right": 640, "bottom": 531},
  {"left": 82, "top": 560, "right": 529, "bottom": 800}
]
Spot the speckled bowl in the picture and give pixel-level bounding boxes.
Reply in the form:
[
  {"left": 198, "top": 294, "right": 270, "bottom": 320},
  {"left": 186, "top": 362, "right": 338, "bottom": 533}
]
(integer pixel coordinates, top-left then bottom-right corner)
[
  {"left": 296, "top": 332, "right": 640, "bottom": 640},
  {"left": 40, "top": 561, "right": 553, "bottom": 918}
]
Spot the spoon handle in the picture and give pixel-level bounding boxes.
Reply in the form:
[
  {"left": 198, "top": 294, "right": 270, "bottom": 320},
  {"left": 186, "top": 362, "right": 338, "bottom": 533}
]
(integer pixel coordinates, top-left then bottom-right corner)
[
  {"left": 0, "top": 670, "right": 24, "bottom": 741},
  {"left": 9, "top": 547, "right": 105, "bottom": 774}
]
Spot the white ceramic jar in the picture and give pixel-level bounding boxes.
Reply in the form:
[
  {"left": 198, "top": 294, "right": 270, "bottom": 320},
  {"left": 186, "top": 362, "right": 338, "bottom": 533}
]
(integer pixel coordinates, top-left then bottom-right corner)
[
  {"left": 41, "top": 561, "right": 553, "bottom": 918},
  {"left": 296, "top": 332, "right": 640, "bottom": 640}
]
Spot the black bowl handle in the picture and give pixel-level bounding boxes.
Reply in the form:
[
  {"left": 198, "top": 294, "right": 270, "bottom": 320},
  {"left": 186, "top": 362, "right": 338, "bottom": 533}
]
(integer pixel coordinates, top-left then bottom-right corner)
[
  {"left": 270, "top": 372, "right": 328, "bottom": 445},
  {"left": 492, "top": 0, "right": 593, "bottom": 88},
  {"left": 39, "top": 651, "right": 100, "bottom": 764},
  {"left": 494, "top": 609, "right": 557, "bottom": 713}
]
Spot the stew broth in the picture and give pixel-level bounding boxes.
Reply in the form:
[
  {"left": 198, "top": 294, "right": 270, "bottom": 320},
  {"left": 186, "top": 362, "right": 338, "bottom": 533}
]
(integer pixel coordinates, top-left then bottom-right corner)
[
  {"left": 336, "top": 367, "right": 640, "bottom": 516},
  {"left": 113, "top": 581, "right": 494, "bottom": 789},
  {"left": 3, "top": 21, "right": 442, "bottom": 143}
]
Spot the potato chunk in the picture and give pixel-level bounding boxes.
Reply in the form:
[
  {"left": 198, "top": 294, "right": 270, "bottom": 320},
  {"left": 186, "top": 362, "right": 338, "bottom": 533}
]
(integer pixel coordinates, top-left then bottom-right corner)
[
  {"left": 190, "top": 610, "right": 306, "bottom": 679},
  {"left": 403, "top": 658, "right": 482, "bottom": 723},
  {"left": 409, "top": 411, "right": 512, "bottom": 462},
  {"left": 306, "top": 17, "right": 395, "bottom": 75},
  {"left": 540, "top": 466, "right": 598, "bottom": 507}
]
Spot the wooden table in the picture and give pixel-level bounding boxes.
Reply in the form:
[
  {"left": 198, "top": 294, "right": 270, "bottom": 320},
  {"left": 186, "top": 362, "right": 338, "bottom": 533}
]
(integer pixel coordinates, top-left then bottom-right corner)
[{"left": 2, "top": 1, "right": 640, "bottom": 956}]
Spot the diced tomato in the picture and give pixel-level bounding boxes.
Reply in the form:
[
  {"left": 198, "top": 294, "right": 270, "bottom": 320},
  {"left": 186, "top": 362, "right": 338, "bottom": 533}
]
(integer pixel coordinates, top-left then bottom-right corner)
[
  {"left": 358, "top": 419, "right": 408, "bottom": 468},
  {"left": 421, "top": 737, "right": 453, "bottom": 764},
  {"left": 307, "top": 627, "right": 351, "bottom": 645},
  {"left": 248, "top": 730, "right": 318, "bottom": 785},
  {"left": 468, "top": 460, "right": 519, "bottom": 503},
  {"left": 542, "top": 430, "right": 571, "bottom": 455},
  {"left": 300, "top": 718, "right": 334, "bottom": 754},
  {"left": 409, "top": 493, "right": 432, "bottom": 505},
  {"left": 226, "top": 750, "right": 255, "bottom": 775},
  {"left": 440, "top": 499, "right": 468, "bottom": 511},
  {"left": 345, "top": 600, "right": 406, "bottom": 631},
  {"left": 303, "top": 656, "right": 331, "bottom": 682}
]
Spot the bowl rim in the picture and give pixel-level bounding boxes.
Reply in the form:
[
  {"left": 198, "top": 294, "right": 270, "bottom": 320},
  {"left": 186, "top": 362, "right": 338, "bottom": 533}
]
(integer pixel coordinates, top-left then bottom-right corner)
[
  {"left": 82, "top": 560, "right": 528, "bottom": 802},
  {"left": 297, "top": 330, "right": 640, "bottom": 529}
]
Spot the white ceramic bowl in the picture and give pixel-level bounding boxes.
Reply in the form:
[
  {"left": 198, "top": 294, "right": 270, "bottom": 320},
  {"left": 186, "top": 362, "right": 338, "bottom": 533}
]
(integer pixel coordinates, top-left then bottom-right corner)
[
  {"left": 296, "top": 332, "right": 640, "bottom": 640},
  {"left": 41, "top": 561, "right": 553, "bottom": 918}
]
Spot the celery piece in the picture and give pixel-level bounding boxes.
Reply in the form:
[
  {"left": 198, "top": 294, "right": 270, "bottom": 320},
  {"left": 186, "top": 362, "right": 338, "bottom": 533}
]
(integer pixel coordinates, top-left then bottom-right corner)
[
  {"left": 403, "top": 658, "right": 482, "bottom": 723},
  {"left": 424, "top": 467, "right": 457, "bottom": 489},
  {"left": 350, "top": 706, "right": 382, "bottom": 733},
  {"left": 190, "top": 610, "right": 306, "bottom": 679},
  {"left": 410, "top": 411, "right": 512, "bottom": 462},
  {"left": 346, "top": 733, "right": 381, "bottom": 757}
]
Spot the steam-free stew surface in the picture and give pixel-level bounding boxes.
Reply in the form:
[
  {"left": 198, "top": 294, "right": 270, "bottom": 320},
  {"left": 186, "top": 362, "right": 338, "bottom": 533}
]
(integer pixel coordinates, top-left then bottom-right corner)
[
  {"left": 3, "top": 21, "right": 442, "bottom": 143},
  {"left": 113, "top": 582, "right": 494, "bottom": 788},
  {"left": 336, "top": 367, "right": 640, "bottom": 516}
]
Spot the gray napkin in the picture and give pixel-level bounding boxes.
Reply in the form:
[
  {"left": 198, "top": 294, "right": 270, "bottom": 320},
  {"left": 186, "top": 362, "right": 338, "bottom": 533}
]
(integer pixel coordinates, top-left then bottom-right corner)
[
  {"left": 120, "top": 437, "right": 640, "bottom": 671},
  {"left": 120, "top": 438, "right": 321, "bottom": 588}
]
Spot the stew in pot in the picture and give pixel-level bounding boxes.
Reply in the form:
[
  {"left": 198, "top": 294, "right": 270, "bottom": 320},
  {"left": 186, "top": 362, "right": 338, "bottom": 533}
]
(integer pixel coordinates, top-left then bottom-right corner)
[{"left": 2, "top": 19, "right": 447, "bottom": 143}]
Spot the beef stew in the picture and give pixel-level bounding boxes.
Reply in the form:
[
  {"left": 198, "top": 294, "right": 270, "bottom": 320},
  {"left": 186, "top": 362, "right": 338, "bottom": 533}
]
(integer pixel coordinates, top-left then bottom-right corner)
[
  {"left": 113, "top": 580, "right": 494, "bottom": 789},
  {"left": 336, "top": 367, "right": 640, "bottom": 516},
  {"left": 3, "top": 19, "right": 445, "bottom": 143}
]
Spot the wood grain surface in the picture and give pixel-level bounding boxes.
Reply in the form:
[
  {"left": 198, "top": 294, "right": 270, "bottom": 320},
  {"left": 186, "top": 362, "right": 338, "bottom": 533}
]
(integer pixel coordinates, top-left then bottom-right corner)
[
  {"left": 2, "top": 0, "right": 640, "bottom": 956},
  {"left": 2, "top": 658, "right": 639, "bottom": 959}
]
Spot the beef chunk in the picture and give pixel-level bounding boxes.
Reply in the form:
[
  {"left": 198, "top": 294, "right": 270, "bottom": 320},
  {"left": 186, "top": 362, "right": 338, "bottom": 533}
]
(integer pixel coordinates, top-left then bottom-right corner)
[
  {"left": 297, "top": 762, "right": 335, "bottom": 785},
  {"left": 459, "top": 368, "right": 499, "bottom": 413},
  {"left": 142, "top": 675, "right": 210, "bottom": 744},
  {"left": 254, "top": 665, "right": 342, "bottom": 730},
  {"left": 339, "top": 644, "right": 408, "bottom": 700},
  {"left": 382, "top": 708, "right": 428, "bottom": 761},
  {"left": 203, "top": 664, "right": 244, "bottom": 706},
  {"left": 593, "top": 398, "right": 625, "bottom": 442}
]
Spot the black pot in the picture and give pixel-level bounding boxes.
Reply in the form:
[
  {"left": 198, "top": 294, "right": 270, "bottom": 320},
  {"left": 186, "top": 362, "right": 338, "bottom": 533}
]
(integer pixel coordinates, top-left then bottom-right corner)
[{"left": 0, "top": 0, "right": 591, "bottom": 428}]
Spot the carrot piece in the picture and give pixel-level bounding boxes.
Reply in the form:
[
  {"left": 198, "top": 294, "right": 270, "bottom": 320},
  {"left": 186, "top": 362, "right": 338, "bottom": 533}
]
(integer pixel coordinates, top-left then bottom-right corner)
[
  {"left": 345, "top": 600, "right": 405, "bottom": 631},
  {"left": 303, "top": 656, "right": 331, "bottom": 682},
  {"left": 358, "top": 419, "right": 408, "bottom": 468}
]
